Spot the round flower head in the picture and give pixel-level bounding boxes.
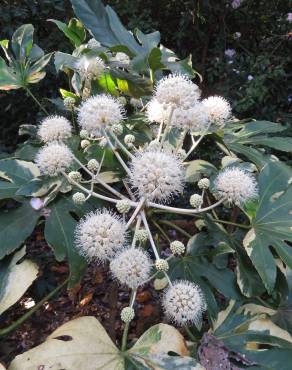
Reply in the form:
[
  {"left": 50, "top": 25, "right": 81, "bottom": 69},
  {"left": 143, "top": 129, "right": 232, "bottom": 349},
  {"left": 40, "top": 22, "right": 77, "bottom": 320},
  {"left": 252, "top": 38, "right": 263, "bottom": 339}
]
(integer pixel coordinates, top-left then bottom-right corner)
[
  {"left": 129, "top": 148, "right": 185, "bottom": 203},
  {"left": 37, "top": 116, "right": 72, "bottom": 143},
  {"left": 171, "top": 103, "right": 209, "bottom": 132},
  {"left": 75, "top": 56, "right": 105, "bottom": 79},
  {"left": 35, "top": 142, "right": 73, "bottom": 176},
  {"left": 163, "top": 280, "right": 206, "bottom": 326},
  {"left": 75, "top": 209, "right": 127, "bottom": 262},
  {"left": 146, "top": 98, "right": 170, "bottom": 124},
  {"left": 72, "top": 192, "right": 86, "bottom": 205},
  {"left": 214, "top": 167, "right": 258, "bottom": 205},
  {"left": 202, "top": 96, "right": 231, "bottom": 127},
  {"left": 154, "top": 74, "right": 201, "bottom": 109},
  {"left": 170, "top": 240, "right": 185, "bottom": 256},
  {"left": 77, "top": 94, "right": 125, "bottom": 137},
  {"left": 114, "top": 52, "right": 130, "bottom": 65},
  {"left": 110, "top": 247, "right": 152, "bottom": 289},
  {"left": 121, "top": 307, "right": 135, "bottom": 323}
]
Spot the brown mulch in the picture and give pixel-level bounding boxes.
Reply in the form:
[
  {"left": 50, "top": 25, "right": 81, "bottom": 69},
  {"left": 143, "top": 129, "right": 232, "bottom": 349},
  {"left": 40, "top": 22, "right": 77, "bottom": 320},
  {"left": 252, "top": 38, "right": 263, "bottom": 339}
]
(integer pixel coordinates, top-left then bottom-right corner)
[{"left": 0, "top": 227, "right": 166, "bottom": 367}]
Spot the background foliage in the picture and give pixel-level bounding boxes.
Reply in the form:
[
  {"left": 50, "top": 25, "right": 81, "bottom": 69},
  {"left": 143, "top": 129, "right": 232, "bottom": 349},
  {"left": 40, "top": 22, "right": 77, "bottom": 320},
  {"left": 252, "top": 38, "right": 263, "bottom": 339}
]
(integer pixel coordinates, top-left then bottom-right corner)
[{"left": 0, "top": 0, "right": 291, "bottom": 152}]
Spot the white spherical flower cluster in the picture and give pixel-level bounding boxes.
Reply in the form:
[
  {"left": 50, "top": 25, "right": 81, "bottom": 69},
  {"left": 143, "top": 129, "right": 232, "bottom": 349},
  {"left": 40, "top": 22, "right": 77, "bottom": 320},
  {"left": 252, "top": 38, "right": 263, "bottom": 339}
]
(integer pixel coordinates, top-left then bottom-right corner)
[
  {"left": 124, "top": 134, "right": 135, "bottom": 145},
  {"left": 87, "top": 38, "right": 101, "bottom": 49},
  {"left": 202, "top": 96, "right": 231, "bottom": 127},
  {"left": 190, "top": 194, "right": 203, "bottom": 209},
  {"left": 75, "top": 209, "right": 127, "bottom": 262},
  {"left": 135, "top": 229, "right": 148, "bottom": 243},
  {"left": 163, "top": 280, "right": 206, "bottom": 326},
  {"left": 37, "top": 116, "right": 72, "bottom": 143},
  {"left": 110, "top": 247, "right": 152, "bottom": 289},
  {"left": 87, "top": 159, "right": 99, "bottom": 172},
  {"left": 114, "top": 52, "right": 130, "bottom": 65},
  {"left": 116, "top": 199, "right": 131, "bottom": 214},
  {"left": 171, "top": 103, "right": 209, "bottom": 132},
  {"left": 78, "top": 95, "right": 125, "bottom": 137},
  {"left": 129, "top": 148, "right": 185, "bottom": 203},
  {"left": 146, "top": 99, "right": 170, "bottom": 124},
  {"left": 75, "top": 56, "right": 105, "bottom": 80},
  {"left": 72, "top": 192, "right": 86, "bottom": 205},
  {"left": 80, "top": 129, "right": 88, "bottom": 139},
  {"left": 35, "top": 142, "right": 73, "bottom": 176},
  {"left": 198, "top": 178, "right": 210, "bottom": 189},
  {"left": 154, "top": 74, "right": 200, "bottom": 109},
  {"left": 155, "top": 259, "right": 169, "bottom": 272},
  {"left": 214, "top": 167, "right": 258, "bottom": 205},
  {"left": 68, "top": 171, "right": 82, "bottom": 183},
  {"left": 112, "top": 123, "right": 123, "bottom": 136},
  {"left": 170, "top": 240, "right": 185, "bottom": 255},
  {"left": 81, "top": 139, "right": 90, "bottom": 149},
  {"left": 121, "top": 307, "right": 135, "bottom": 323}
]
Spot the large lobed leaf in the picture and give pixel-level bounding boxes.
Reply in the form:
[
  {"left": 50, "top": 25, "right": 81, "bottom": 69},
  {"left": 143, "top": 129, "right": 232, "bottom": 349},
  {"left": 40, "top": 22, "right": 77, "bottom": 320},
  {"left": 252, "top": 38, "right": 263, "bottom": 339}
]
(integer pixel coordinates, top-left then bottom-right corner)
[
  {"left": 0, "top": 247, "right": 38, "bottom": 315},
  {"left": 8, "top": 317, "right": 196, "bottom": 370},
  {"left": 244, "top": 161, "right": 292, "bottom": 293}
]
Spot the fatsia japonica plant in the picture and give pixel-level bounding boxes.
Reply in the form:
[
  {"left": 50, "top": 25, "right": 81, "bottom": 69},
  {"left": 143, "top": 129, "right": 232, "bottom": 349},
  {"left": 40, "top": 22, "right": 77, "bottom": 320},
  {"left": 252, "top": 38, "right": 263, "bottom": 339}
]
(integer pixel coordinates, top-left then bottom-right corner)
[{"left": 1, "top": 0, "right": 292, "bottom": 369}]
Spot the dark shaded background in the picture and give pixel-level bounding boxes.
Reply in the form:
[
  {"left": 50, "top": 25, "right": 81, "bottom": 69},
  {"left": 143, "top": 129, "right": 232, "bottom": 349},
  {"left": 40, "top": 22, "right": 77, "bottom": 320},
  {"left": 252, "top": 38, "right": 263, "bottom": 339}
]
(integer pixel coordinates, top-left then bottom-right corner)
[{"left": 1, "top": 0, "right": 291, "bottom": 152}]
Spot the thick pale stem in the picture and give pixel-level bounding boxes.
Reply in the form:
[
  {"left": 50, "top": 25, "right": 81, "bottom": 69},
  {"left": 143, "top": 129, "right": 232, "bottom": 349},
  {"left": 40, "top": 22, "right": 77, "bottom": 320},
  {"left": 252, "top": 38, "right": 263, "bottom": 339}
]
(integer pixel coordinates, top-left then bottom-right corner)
[
  {"left": 131, "top": 217, "right": 142, "bottom": 247},
  {"left": 184, "top": 122, "right": 212, "bottom": 160},
  {"left": 62, "top": 171, "right": 132, "bottom": 205},
  {"left": 160, "top": 105, "right": 175, "bottom": 145},
  {"left": 141, "top": 211, "right": 160, "bottom": 260},
  {"left": 148, "top": 198, "right": 225, "bottom": 215},
  {"left": 121, "top": 289, "right": 136, "bottom": 352},
  {"left": 126, "top": 198, "right": 146, "bottom": 230},
  {"left": 110, "top": 132, "right": 134, "bottom": 159},
  {"left": 103, "top": 130, "right": 132, "bottom": 175},
  {"left": 73, "top": 156, "right": 127, "bottom": 199}
]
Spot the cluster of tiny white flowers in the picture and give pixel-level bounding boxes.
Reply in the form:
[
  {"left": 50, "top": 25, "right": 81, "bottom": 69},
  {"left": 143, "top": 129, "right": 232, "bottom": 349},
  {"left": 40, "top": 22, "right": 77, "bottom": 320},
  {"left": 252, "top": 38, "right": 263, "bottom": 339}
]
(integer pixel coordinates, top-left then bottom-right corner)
[
  {"left": 129, "top": 148, "right": 185, "bottom": 203},
  {"left": 163, "top": 280, "right": 206, "bottom": 326},
  {"left": 87, "top": 159, "right": 99, "bottom": 172},
  {"left": 78, "top": 94, "right": 125, "bottom": 136},
  {"left": 68, "top": 171, "right": 82, "bottom": 183},
  {"left": 202, "top": 96, "right": 231, "bottom": 127},
  {"left": 120, "top": 307, "right": 135, "bottom": 323},
  {"left": 75, "top": 56, "right": 105, "bottom": 79},
  {"left": 155, "top": 259, "right": 169, "bottom": 272},
  {"left": 154, "top": 74, "right": 201, "bottom": 109},
  {"left": 190, "top": 194, "right": 203, "bottom": 209},
  {"left": 37, "top": 116, "right": 72, "bottom": 143},
  {"left": 135, "top": 229, "right": 149, "bottom": 243},
  {"left": 72, "top": 192, "right": 86, "bottom": 205},
  {"left": 214, "top": 167, "right": 258, "bottom": 205},
  {"left": 114, "top": 52, "right": 130, "bottom": 65},
  {"left": 75, "top": 209, "right": 127, "bottom": 261},
  {"left": 116, "top": 199, "right": 131, "bottom": 214},
  {"left": 112, "top": 123, "right": 123, "bottom": 136},
  {"left": 110, "top": 247, "right": 152, "bottom": 289},
  {"left": 170, "top": 240, "right": 185, "bottom": 255},
  {"left": 63, "top": 97, "right": 75, "bottom": 110},
  {"left": 198, "top": 178, "right": 210, "bottom": 189},
  {"left": 87, "top": 38, "right": 101, "bottom": 49},
  {"left": 124, "top": 134, "right": 135, "bottom": 145},
  {"left": 146, "top": 99, "right": 170, "bottom": 124},
  {"left": 35, "top": 142, "right": 73, "bottom": 176},
  {"left": 171, "top": 103, "right": 209, "bottom": 132}
]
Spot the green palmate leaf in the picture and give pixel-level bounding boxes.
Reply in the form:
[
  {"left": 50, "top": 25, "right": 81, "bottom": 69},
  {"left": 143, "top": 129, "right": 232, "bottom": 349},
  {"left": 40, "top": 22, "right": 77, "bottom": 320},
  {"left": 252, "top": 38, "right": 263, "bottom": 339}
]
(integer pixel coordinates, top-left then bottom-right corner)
[
  {"left": 169, "top": 230, "right": 241, "bottom": 322},
  {"left": 44, "top": 197, "right": 90, "bottom": 287},
  {"left": 11, "top": 24, "right": 34, "bottom": 60},
  {"left": 0, "top": 56, "right": 21, "bottom": 90},
  {"left": 8, "top": 317, "right": 190, "bottom": 370},
  {"left": 54, "top": 51, "right": 78, "bottom": 72},
  {"left": 243, "top": 161, "right": 292, "bottom": 293},
  {"left": 26, "top": 52, "right": 52, "bottom": 84},
  {"left": 111, "top": 68, "right": 153, "bottom": 97},
  {"left": 0, "top": 202, "right": 40, "bottom": 259},
  {"left": 0, "top": 159, "right": 40, "bottom": 199},
  {"left": 49, "top": 18, "right": 86, "bottom": 47},
  {"left": 0, "top": 246, "right": 38, "bottom": 315},
  {"left": 210, "top": 301, "right": 292, "bottom": 370},
  {"left": 185, "top": 159, "right": 217, "bottom": 183}
]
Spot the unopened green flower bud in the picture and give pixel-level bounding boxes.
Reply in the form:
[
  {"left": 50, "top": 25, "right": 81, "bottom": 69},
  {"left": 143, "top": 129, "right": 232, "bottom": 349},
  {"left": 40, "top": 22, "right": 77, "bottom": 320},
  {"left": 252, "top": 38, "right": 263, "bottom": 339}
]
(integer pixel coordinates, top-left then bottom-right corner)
[
  {"left": 80, "top": 129, "right": 88, "bottom": 139},
  {"left": 124, "top": 134, "right": 135, "bottom": 145}
]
